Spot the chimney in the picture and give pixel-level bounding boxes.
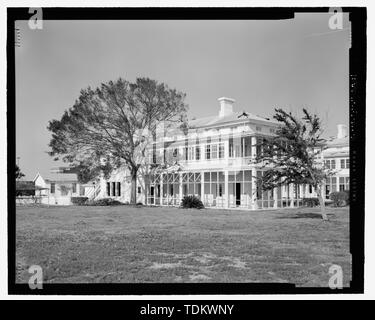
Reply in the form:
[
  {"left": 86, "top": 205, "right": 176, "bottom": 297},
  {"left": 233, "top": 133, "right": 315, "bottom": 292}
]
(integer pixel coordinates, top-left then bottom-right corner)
[
  {"left": 337, "top": 124, "right": 348, "bottom": 139},
  {"left": 218, "top": 97, "right": 235, "bottom": 117}
]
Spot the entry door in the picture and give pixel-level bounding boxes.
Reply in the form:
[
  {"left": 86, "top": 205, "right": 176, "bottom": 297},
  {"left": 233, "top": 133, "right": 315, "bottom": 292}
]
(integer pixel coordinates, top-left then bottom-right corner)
[
  {"left": 157, "top": 185, "right": 160, "bottom": 197},
  {"left": 150, "top": 186, "right": 155, "bottom": 204},
  {"left": 236, "top": 183, "right": 241, "bottom": 206}
]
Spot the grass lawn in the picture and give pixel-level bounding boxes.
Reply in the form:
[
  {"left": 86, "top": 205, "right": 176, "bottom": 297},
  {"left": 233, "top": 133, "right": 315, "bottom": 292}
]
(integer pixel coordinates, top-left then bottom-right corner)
[{"left": 16, "top": 205, "right": 351, "bottom": 286}]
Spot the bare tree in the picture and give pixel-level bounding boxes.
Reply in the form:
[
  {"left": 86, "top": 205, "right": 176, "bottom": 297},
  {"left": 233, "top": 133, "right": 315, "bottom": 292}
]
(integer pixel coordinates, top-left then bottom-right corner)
[{"left": 48, "top": 77, "right": 188, "bottom": 204}]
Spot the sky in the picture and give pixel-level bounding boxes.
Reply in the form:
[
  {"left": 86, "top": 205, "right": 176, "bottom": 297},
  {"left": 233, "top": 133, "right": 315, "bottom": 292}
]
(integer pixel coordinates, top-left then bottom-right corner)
[{"left": 15, "top": 13, "right": 351, "bottom": 180}]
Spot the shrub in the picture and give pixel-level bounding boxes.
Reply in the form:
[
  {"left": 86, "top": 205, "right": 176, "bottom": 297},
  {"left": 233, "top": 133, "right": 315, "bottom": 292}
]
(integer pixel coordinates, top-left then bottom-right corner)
[
  {"left": 71, "top": 196, "right": 88, "bottom": 206},
  {"left": 180, "top": 195, "right": 204, "bottom": 209},
  {"left": 302, "top": 197, "right": 320, "bottom": 207},
  {"left": 329, "top": 191, "right": 349, "bottom": 207},
  {"left": 86, "top": 198, "right": 124, "bottom": 206}
]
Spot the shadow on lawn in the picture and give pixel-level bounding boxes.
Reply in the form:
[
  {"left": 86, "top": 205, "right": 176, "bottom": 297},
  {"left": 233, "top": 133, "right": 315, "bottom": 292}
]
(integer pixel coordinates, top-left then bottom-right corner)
[{"left": 275, "top": 212, "right": 335, "bottom": 219}]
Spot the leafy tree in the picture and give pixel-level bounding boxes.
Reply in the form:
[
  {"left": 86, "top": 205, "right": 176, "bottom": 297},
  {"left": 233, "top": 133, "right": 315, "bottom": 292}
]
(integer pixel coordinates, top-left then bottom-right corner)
[
  {"left": 47, "top": 77, "right": 188, "bottom": 204},
  {"left": 15, "top": 164, "right": 25, "bottom": 180},
  {"left": 255, "top": 108, "right": 330, "bottom": 221}
]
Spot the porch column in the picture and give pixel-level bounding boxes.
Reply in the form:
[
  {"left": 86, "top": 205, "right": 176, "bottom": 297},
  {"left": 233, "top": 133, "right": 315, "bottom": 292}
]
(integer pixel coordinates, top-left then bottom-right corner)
[
  {"left": 224, "top": 170, "right": 229, "bottom": 209},
  {"left": 99, "top": 171, "right": 106, "bottom": 199},
  {"left": 179, "top": 172, "right": 183, "bottom": 203},
  {"left": 251, "top": 170, "right": 258, "bottom": 210},
  {"left": 290, "top": 183, "right": 295, "bottom": 208},
  {"left": 251, "top": 137, "right": 258, "bottom": 210},
  {"left": 201, "top": 171, "right": 205, "bottom": 203},
  {"left": 303, "top": 184, "right": 307, "bottom": 198},
  {"left": 299, "top": 184, "right": 304, "bottom": 206},
  {"left": 160, "top": 173, "right": 164, "bottom": 206},
  {"left": 273, "top": 186, "right": 278, "bottom": 209}
]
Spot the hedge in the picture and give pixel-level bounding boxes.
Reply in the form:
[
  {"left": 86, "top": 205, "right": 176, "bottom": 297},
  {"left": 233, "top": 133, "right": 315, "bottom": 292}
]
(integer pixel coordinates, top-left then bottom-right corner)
[
  {"left": 71, "top": 197, "right": 88, "bottom": 206},
  {"left": 85, "top": 198, "right": 124, "bottom": 206}
]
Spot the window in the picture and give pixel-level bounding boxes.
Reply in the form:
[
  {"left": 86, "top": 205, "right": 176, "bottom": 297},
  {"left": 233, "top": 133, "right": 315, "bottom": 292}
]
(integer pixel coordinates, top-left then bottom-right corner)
[
  {"left": 60, "top": 185, "right": 68, "bottom": 196},
  {"left": 204, "top": 171, "right": 225, "bottom": 202},
  {"left": 152, "top": 145, "right": 157, "bottom": 164},
  {"left": 338, "top": 158, "right": 350, "bottom": 169},
  {"left": 107, "top": 182, "right": 110, "bottom": 196},
  {"left": 218, "top": 143, "right": 225, "bottom": 158},
  {"left": 112, "top": 182, "right": 116, "bottom": 196},
  {"left": 331, "top": 159, "right": 336, "bottom": 169},
  {"left": 309, "top": 185, "right": 313, "bottom": 193},
  {"left": 72, "top": 183, "right": 77, "bottom": 193},
  {"left": 243, "top": 136, "right": 252, "bottom": 157},
  {"left": 256, "top": 138, "right": 263, "bottom": 157},
  {"left": 50, "top": 183, "right": 55, "bottom": 194},
  {"left": 345, "top": 177, "right": 350, "bottom": 190},
  {"left": 206, "top": 145, "right": 211, "bottom": 160},
  {"left": 188, "top": 147, "right": 194, "bottom": 161},
  {"left": 339, "top": 177, "right": 345, "bottom": 191},
  {"left": 256, "top": 126, "right": 262, "bottom": 131},
  {"left": 137, "top": 186, "right": 141, "bottom": 194},
  {"left": 270, "top": 128, "right": 275, "bottom": 133},
  {"left": 325, "top": 159, "right": 336, "bottom": 169},
  {"left": 325, "top": 178, "right": 330, "bottom": 198},
  {"left": 235, "top": 144, "right": 241, "bottom": 158},
  {"left": 229, "top": 135, "right": 234, "bottom": 157},
  {"left": 195, "top": 146, "right": 200, "bottom": 160},
  {"left": 117, "top": 182, "right": 121, "bottom": 196},
  {"left": 325, "top": 176, "right": 340, "bottom": 198},
  {"left": 211, "top": 144, "right": 218, "bottom": 159},
  {"left": 184, "top": 147, "right": 188, "bottom": 161},
  {"left": 340, "top": 159, "right": 345, "bottom": 169}
]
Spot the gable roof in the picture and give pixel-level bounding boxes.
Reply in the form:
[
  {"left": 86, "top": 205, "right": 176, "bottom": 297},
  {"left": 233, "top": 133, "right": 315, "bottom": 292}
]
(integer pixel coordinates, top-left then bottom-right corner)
[{"left": 34, "top": 172, "right": 78, "bottom": 183}]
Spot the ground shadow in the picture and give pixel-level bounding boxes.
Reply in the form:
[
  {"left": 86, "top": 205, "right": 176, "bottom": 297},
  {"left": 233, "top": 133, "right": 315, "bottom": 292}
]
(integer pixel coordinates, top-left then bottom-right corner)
[{"left": 275, "top": 212, "right": 335, "bottom": 219}]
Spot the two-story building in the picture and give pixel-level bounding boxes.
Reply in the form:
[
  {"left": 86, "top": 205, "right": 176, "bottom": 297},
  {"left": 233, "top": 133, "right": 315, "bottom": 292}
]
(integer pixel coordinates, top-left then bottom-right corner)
[{"left": 96, "top": 97, "right": 349, "bottom": 209}]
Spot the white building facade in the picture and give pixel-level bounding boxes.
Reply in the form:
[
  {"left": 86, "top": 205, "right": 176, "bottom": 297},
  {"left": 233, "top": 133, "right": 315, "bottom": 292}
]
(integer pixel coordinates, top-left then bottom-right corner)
[{"left": 97, "top": 97, "right": 350, "bottom": 209}]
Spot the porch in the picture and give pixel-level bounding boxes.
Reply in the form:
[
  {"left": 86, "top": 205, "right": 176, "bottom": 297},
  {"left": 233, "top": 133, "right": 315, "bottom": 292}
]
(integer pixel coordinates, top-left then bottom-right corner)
[{"left": 146, "top": 170, "right": 307, "bottom": 210}]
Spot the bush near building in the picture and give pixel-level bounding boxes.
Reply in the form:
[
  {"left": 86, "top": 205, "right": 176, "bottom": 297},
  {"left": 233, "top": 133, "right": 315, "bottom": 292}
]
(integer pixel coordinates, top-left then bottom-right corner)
[
  {"left": 180, "top": 195, "right": 204, "bottom": 209},
  {"left": 71, "top": 197, "right": 89, "bottom": 206},
  {"left": 302, "top": 197, "right": 320, "bottom": 207},
  {"left": 329, "top": 191, "right": 349, "bottom": 207},
  {"left": 86, "top": 198, "right": 124, "bottom": 206}
]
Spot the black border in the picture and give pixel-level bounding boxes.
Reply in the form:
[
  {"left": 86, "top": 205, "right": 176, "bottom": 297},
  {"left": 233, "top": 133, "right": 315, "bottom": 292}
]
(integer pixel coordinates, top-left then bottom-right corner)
[{"left": 7, "top": 7, "right": 366, "bottom": 295}]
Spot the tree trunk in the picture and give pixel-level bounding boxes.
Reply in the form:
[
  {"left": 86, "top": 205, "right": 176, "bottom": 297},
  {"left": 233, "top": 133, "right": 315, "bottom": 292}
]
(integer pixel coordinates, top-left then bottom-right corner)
[
  {"left": 130, "top": 167, "right": 138, "bottom": 205},
  {"left": 316, "top": 186, "right": 329, "bottom": 221}
]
